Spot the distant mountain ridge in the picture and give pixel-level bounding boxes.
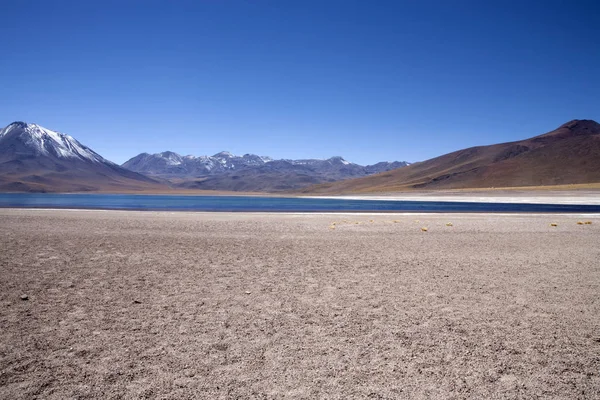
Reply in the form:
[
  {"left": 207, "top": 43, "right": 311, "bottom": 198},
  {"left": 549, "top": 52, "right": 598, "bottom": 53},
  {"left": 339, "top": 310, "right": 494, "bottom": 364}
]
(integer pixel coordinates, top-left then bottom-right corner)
[
  {"left": 0, "top": 122, "right": 163, "bottom": 192},
  {"left": 122, "top": 151, "right": 409, "bottom": 191},
  {"left": 299, "top": 119, "right": 600, "bottom": 194},
  {"left": 122, "top": 151, "right": 274, "bottom": 177},
  {"left": 122, "top": 151, "right": 408, "bottom": 178}
]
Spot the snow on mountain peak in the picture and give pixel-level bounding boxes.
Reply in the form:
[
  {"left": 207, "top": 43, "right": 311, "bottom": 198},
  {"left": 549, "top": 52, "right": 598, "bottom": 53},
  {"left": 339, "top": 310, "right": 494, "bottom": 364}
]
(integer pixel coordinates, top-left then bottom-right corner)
[
  {"left": 213, "top": 151, "right": 235, "bottom": 158},
  {"left": 328, "top": 156, "right": 351, "bottom": 165},
  {"left": 0, "top": 121, "right": 109, "bottom": 164},
  {"left": 158, "top": 151, "right": 183, "bottom": 165}
]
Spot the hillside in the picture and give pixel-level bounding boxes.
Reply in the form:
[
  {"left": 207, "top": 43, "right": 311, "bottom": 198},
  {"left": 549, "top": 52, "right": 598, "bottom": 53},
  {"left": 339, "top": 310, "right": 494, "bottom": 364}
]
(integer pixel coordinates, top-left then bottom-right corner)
[{"left": 299, "top": 120, "right": 600, "bottom": 194}]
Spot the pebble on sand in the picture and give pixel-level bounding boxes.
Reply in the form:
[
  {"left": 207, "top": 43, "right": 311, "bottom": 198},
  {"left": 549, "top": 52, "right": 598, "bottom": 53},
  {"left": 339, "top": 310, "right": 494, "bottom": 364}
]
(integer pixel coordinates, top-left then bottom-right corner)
[
  {"left": 20, "top": 294, "right": 28, "bottom": 301},
  {"left": 550, "top": 223, "right": 558, "bottom": 227},
  {"left": 421, "top": 227, "right": 428, "bottom": 232}
]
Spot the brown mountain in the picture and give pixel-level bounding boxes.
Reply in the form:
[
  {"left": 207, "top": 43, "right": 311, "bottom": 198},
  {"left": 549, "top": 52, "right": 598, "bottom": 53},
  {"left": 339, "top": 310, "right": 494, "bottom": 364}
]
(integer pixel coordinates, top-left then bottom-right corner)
[
  {"left": 0, "top": 122, "right": 166, "bottom": 192},
  {"left": 299, "top": 119, "right": 600, "bottom": 194}
]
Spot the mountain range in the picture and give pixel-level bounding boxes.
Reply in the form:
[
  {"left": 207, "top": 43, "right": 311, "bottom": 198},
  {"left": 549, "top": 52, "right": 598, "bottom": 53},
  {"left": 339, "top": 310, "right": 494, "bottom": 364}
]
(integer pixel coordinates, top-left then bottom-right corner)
[
  {"left": 2, "top": 119, "right": 600, "bottom": 193},
  {"left": 122, "top": 151, "right": 409, "bottom": 191},
  {"left": 0, "top": 121, "right": 408, "bottom": 192},
  {"left": 299, "top": 119, "right": 600, "bottom": 194}
]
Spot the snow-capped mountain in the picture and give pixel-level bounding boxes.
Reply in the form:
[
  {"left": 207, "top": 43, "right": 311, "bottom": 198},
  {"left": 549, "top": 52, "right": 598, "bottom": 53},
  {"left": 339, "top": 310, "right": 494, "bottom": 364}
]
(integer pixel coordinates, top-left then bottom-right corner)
[
  {"left": 122, "top": 151, "right": 277, "bottom": 177},
  {"left": 0, "top": 122, "right": 161, "bottom": 192},
  {"left": 123, "top": 151, "right": 407, "bottom": 179},
  {"left": 0, "top": 121, "right": 109, "bottom": 164},
  {"left": 122, "top": 150, "right": 409, "bottom": 191}
]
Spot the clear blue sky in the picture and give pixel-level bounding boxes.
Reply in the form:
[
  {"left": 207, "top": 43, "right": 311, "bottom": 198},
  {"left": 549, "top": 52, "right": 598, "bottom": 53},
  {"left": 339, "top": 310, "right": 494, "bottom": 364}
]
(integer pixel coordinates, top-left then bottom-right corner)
[{"left": 1, "top": 0, "right": 599, "bottom": 165}]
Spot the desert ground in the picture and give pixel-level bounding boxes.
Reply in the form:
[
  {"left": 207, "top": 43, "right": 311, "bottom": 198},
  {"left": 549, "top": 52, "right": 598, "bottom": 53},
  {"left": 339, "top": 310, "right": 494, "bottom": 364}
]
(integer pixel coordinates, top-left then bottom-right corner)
[{"left": 1, "top": 209, "right": 599, "bottom": 399}]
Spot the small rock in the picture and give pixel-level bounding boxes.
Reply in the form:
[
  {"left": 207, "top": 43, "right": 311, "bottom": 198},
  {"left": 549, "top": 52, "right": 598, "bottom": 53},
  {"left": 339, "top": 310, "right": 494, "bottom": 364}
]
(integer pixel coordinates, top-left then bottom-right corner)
[
  {"left": 133, "top": 300, "right": 141, "bottom": 304},
  {"left": 173, "top": 378, "right": 189, "bottom": 387},
  {"left": 20, "top": 294, "right": 28, "bottom": 301},
  {"left": 184, "top": 370, "right": 195, "bottom": 378},
  {"left": 244, "top": 291, "right": 251, "bottom": 295}
]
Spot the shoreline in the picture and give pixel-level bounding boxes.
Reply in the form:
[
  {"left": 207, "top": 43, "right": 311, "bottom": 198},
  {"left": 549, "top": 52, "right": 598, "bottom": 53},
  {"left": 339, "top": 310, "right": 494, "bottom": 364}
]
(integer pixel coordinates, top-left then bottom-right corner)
[
  {"left": 3, "top": 206, "right": 600, "bottom": 216},
  {"left": 2, "top": 207, "right": 600, "bottom": 218},
  {"left": 300, "top": 190, "right": 600, "bottom": 205},
  {"left": 2, "top": 188, "right": 600, "bottom": 205}
]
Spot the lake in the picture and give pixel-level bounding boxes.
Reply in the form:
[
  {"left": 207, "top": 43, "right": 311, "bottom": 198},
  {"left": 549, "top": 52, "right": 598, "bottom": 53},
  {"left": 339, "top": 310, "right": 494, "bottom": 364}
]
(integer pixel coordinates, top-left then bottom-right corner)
[{"left": 1, "top": 193, "right": 600, "bottom": 213}]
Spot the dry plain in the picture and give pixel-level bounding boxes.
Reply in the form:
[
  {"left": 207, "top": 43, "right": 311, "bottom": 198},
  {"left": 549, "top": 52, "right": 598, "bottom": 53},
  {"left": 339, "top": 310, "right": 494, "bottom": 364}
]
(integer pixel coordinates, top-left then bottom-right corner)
[{"left": 1, "top": 209, "right": 599, "bottom": 399}]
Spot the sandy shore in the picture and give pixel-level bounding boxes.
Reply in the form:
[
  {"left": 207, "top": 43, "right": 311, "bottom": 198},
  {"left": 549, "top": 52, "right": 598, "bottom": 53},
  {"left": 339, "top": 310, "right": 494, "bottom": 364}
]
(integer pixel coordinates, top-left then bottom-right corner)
[
  {"left": 1, "top": 209, "right": 599, "bottom": 399},
  {"left": 302, "top": 189, "right": 600, "bottom": 205}
]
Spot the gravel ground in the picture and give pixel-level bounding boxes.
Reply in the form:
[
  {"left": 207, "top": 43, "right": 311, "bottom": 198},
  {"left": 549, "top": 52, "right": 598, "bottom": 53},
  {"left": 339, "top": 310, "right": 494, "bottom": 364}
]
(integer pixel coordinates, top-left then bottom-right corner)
[{"left": 1, "top": 209, "right": 599, "bottom": 399}]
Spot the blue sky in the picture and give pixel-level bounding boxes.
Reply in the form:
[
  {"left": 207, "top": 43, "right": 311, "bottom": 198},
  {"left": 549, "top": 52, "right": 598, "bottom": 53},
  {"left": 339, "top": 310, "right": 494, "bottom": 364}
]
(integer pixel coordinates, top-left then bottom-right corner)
[{"left": 1, "top": 0, "right": 599, "bottom": 164}]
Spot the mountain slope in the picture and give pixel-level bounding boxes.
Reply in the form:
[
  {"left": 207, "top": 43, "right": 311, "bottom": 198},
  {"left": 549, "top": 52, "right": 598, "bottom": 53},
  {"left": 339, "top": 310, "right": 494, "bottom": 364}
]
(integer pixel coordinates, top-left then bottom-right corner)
[
  {"left": 299, "top": 119, "right": 600, "bottom": 194},
  {"left": 0, "top": 122, "right": 165, "bottom": 192}
]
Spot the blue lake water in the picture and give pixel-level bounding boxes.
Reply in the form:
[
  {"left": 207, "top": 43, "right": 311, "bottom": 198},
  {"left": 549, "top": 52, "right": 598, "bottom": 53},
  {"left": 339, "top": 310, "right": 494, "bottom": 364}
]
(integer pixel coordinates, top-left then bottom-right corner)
[{"left": 0, "top": 193, "right": 599, "bottom": 213}]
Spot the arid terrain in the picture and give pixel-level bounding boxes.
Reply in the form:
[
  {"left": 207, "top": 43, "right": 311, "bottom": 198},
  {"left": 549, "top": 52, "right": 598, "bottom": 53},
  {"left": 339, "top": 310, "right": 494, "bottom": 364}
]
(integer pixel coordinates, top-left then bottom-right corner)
[
  {"left": 1, "top": 209, "right": 599, "bottom": 399},
  {"left": 300, "top": 120, "right": 600, "bottom": 194}
]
